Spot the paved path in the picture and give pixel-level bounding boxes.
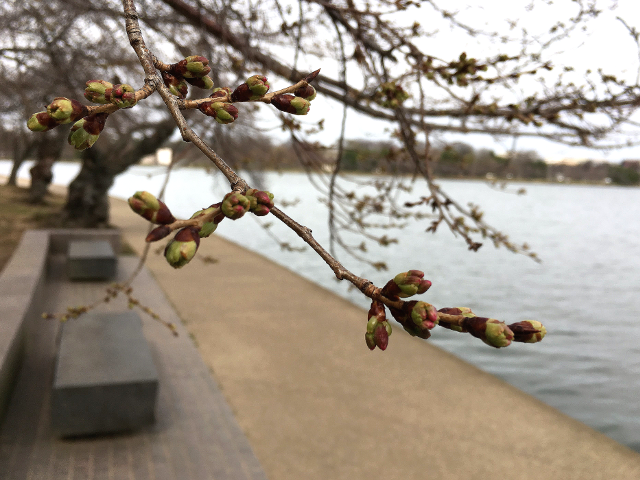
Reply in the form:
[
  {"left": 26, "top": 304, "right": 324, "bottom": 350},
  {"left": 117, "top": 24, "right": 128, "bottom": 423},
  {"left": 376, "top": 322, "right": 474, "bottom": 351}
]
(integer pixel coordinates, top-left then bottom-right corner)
[
  {"left": 109, "top": 195, "right": 640, "bottom": 480},
  {"left": 0, "top": 251, "right": 267, "bottom": 480}
]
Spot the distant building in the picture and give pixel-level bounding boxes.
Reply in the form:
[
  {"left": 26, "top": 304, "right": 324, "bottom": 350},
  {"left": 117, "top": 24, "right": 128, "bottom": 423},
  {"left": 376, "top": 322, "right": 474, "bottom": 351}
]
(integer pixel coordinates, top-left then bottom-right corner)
[{"left": 139, "top": 148, "right": 173, "bottom": 166}]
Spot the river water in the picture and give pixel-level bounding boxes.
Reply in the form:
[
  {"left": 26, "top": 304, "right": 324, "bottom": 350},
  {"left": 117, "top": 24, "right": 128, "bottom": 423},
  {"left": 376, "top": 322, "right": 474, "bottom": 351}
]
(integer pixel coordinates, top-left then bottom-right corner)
[{"left": 3, "top": 161, "right": 640, "bottom": 451}]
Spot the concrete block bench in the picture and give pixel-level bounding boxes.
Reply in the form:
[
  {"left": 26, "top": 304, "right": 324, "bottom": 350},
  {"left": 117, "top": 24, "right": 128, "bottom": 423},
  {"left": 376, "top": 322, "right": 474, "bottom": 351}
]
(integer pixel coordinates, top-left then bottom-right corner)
[
  {"left": 66, "top": 240, "right": 117, "bottom": 281},
  {"left": 51, "top": 311, "right": 159, "bottom": 437}
]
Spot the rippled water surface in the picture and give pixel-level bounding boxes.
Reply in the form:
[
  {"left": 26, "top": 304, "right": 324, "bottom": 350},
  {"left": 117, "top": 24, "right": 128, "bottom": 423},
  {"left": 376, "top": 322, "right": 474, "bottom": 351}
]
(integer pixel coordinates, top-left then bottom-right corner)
[{"left": 4, "top": 161, "right": 640, "bottom": 451}]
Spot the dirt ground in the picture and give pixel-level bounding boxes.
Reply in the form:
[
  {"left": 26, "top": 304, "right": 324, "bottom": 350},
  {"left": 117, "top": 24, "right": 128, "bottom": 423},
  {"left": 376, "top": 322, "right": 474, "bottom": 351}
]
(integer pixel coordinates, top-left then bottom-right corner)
[{"left": 0, "top": 185, "right": 67, "bottom": 273}]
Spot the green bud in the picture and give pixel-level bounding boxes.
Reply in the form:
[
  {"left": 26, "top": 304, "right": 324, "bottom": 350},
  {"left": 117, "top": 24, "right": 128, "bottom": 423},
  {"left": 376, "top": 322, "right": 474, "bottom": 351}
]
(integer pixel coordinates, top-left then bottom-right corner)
[
  {"left": 47, "top": 97, "right": 73, "bottom": 122},
  {"left": 484, "top": 319, "right": 514, "bottom": 348},
  {"left": 384, "top": 321, "right": 392, "bottom": 336},
  {"left": 162, "top": 71, "right": 188, "bottom": 99},
  {"left": 67, "top": 113, "right": 108, "bottom": 150},
  {"left": 222, "top": 192, "right": 250, "bottom": 219},
  {"left": 366, "top": 315, "right": 379, "bottom": 334},
  {"left": 271, "top": 94, "right": 310, "bottom": 115},
  {"left": 184, "top": 55, "right": 211, "bottom": 78},
  {"left": 27, "top": 111, "right": 58, "bottom": 132},
  {"left": 246, "top": 75, "right": 270, "bottom": 97},
  {"left": 164, "top": 227, "right": 200, "bottom": 268},
  {"left": 365, "top": 332, "right": 376, "bottom": 350},
  {"left": 198, "top": 101, "right": 239, "bottom": 124},
  {"left": 408, "top": 301, "right": 438, "bottom": 329},
  {"left": 46, "top": 97, "right": 86, "bottom": 124},
  {"left": 509, "top": 320, "right": 546, "bottom": 343},
  {"left": 290, "top": 97, "right": 311, "bottom": 115},
  {"left": 128, "top": 191, "right": 175, "bottom": 224},
  {"left": 393, "top": 270, "right": 432, "bottom": 298},
  {"left": 84, "top": 80, "right": 113, "bottom": 104},
  {"left": 190, "top": 205, "right": 222, "bottom": 238},
  {"left": 110, "top": 84, "right": 137, "bottom": 109}
]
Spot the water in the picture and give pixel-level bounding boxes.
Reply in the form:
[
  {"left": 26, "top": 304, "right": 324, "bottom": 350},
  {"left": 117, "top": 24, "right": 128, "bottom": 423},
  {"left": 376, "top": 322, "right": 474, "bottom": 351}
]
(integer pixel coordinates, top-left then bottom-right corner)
[{"left": 3, "top": 161, "right": 640, "bottom": 451}]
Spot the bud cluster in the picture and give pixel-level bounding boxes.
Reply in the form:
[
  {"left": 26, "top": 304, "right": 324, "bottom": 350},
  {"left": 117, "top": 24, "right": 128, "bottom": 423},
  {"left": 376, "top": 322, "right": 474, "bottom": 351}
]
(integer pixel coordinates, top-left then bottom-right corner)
[
  {"left": 365, "top": 271, "right": 546, "bottom": 351},
  {"left": 365, "top": 301, "right": 392, "bottom": 350},
  {"left": 373, "top": 82, "right": 409, "bottom": 109},
  {"left": 128, "top": 189, "right": 275, "bottom": 269},
  {"left": 163, "top": 56, "right": 215, "bottom": 99},
  {"left": 198, "top": 101, "right": 239, "bottom": 124},
  {"left": 28, "top": 79, "right": 140, "bottom": 150}
]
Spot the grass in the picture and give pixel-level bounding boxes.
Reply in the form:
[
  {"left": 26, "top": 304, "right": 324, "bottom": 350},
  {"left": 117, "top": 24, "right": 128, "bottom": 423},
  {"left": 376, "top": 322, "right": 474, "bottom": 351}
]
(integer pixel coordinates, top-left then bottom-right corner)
[{"left": 0, "top": 185, "right": 67, "bottom": 272}]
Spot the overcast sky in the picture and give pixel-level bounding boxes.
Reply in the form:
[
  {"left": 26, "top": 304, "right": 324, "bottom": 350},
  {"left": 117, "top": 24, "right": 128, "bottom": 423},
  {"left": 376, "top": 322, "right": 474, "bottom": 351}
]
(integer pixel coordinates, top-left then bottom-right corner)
[{"left": 261, "top": 0, "right": 640, "bottom": 163}]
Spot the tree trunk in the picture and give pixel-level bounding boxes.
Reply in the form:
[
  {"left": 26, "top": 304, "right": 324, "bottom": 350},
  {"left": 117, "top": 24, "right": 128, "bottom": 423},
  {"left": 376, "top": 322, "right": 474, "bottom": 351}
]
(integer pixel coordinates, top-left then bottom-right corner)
[
  {"left": 28, "top": 129, "right": 67, "bottom": 203},
  {"left": 7, "top": 134, "right": 36, "bottom": 186},
  {"left": 63, "top": 120, "right": 176, "bottom": 227}
]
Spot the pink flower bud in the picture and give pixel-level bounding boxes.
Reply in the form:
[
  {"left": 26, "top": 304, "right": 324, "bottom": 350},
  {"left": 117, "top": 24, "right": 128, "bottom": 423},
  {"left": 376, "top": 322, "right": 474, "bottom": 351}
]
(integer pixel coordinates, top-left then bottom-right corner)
[
  {"left": 221, "top": 192, "right": 250, "bottom": 219},
  {"left": 110, "top": 84, "right": 137, "bottom": 109}
]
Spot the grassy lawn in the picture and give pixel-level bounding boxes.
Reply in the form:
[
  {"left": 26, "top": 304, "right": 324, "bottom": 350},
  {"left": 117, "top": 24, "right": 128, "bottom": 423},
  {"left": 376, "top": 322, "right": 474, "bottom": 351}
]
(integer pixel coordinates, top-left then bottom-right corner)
[{"left": 0, "top": 185, "right": 66, "bottom": 272}]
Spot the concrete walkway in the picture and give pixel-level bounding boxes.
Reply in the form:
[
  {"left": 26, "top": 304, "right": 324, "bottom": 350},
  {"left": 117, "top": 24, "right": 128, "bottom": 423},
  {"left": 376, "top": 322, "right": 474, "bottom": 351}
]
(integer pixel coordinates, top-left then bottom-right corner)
[
  {"left": 109, "top": 195, "right": 640, "bottom": 480},
  {"left": 0, "top": 243, "right": 267, "bottom": 479}
]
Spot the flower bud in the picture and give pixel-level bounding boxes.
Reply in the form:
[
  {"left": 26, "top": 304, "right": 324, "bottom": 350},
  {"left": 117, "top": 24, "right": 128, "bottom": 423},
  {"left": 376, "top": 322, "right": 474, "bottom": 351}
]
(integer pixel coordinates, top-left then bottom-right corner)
[
  {"left": 366, "top": 315, "right": 379, "bottom": 334},
  {"left": 509, "top": 320, "right": 546, "bottom": 343},
  {"left": 146, "top": 225, "right": 171, "bottom": 242},
  {"left": 174, "top": 55, "right": 211, "bottom": 78},
  {"left": 84, "top": 80, "right": 113, "bottom": 104},
  {"left": 128, "top": 191, "right": 176, "bottom": 224},
  {"left": 210, "top": 87, "right": 232, "bottom": 100},
  {"left": 231, "top": 75, "right": 269, "bottom": 101},
  {"left": 393, "top": 270, "right": 432, "bottom": 298},
  {"left": 221, "top": 192, "right": 250, "bottom": 219},
  {"left": 47, "top": 97, "right": 86, "bottom": 124},
  {"left": 246, "top": 75, "right": 270, "bottom": 97},
  {"left": 271, "top": 94, "right": 310, "bottom": 115},
  {"left": 374, "top": 323, "right": 389, "bottom": 350},
  {"left": 186, "top": 76, "right": 214, "bottom": 90},
  {"left": 27, "top": 111, "right": 58, "bottom": 132},
  {"left": 245, "top": 188, "right": 275, "bottom": 216},
  {"left": 365, "top": 299, "right": 391, "bottom": 351},
  {"left": 294, "top": 85, "right": 316, "bottom": 101},
  {"left": 110, "top": 84, "right": 137, "bottom": 109},
  {"left": 198, "top": 101, "right": 238, "bottom": 124},
  {"left": 190, "top": 205, "right": 222, "bottom": 238},
  {"left": 365, "top": 332, "right": 376, "bottom": 350},
  {"left": 462, "top": 317, "right": 513, "bottom": 348},
  {"left": 408, "top": 301, "right": 438, "bottom": 330},
  {"left": 67, "top": 113, "right": 108, "bottom": 150},
  {"left": 164, "top": 227, "right": 200, "bottom": 268},
  {"left": 162, "top": 71, "right": 188, "bottom": 99}
]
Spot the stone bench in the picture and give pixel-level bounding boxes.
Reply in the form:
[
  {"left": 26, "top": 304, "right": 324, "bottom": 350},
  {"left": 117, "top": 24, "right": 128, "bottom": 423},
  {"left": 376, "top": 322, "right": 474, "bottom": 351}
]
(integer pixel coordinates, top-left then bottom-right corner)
[
  {"left": 0, "top": 230, "right": 49, "bottom": 422},
  {"left": 51, "top": 311, "right": 159, "bottom": 437},
  {"left": 66, "top": 240, "right": 117, "bottom": 281}
]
